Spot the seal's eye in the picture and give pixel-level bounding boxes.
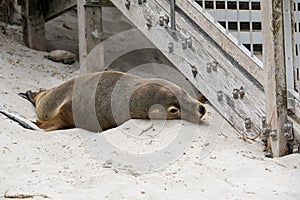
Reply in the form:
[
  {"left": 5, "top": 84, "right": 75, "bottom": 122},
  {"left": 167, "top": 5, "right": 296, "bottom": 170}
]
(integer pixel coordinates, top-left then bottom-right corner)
[{"left": 168, "top": 106, "right": 179, "bottom": 114}]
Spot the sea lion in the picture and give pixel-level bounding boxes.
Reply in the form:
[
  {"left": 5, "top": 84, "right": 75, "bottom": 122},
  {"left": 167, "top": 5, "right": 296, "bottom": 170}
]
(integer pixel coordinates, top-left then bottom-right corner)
[
  {"left": 23, "top": 71, "right": 206, "bottom": 132},
  {"left": 45, "top": 50, "right": 76, "bottom": 64}
]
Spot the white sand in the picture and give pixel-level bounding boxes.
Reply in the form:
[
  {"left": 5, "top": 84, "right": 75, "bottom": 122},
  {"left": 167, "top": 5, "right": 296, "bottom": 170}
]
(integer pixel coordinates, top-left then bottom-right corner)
[{"left": 0, "top": 21, "right": 300, "bottom": 200}]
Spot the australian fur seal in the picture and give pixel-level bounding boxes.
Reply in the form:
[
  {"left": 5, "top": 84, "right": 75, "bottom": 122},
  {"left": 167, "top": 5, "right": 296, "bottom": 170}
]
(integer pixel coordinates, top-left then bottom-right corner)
[{"left": 22, "top": 71, "right": 206, "bottom": 132}]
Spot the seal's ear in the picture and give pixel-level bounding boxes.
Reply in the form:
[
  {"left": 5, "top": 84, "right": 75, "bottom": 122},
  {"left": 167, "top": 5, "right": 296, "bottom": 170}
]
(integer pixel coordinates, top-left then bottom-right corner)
[{"left": 167, "top": 106, "right": 179, "bottom": 115}]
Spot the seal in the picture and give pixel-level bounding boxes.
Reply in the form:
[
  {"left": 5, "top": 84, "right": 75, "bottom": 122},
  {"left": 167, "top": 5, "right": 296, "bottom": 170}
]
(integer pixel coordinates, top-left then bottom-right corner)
[
  {"left": 45, "top": 50, "right": 76, "bottom": 64},
  {"left": 24, "top": 71, "right": 206, "bottom": 132}
]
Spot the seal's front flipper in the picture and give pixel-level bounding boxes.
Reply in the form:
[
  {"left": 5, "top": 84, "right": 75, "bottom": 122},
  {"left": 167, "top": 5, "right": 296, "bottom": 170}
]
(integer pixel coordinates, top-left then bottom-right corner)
[{"left": 18, "top": 90, "right": 35, "bottom": 106}]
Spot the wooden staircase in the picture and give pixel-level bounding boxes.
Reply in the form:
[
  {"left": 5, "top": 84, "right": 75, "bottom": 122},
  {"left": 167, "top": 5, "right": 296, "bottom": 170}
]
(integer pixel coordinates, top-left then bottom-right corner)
[{"left": 108, "top": 0, "right": 265, "bottom": 135}]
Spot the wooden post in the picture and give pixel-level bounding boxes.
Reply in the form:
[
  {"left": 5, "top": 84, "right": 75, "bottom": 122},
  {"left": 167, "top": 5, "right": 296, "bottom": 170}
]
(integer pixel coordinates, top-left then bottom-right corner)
[
  {"left": 78, "top": 0, "right": 104, "bottom": 71},
  {"left": 22, "top": 0, "right": 46, "bottom": 51},
  {"left": 262, "top": 0, "right": 289, "bottom": 157}
]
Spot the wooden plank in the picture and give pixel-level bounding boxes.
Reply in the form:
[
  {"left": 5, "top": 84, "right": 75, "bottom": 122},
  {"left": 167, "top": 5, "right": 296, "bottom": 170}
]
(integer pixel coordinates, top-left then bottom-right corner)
[
  {"left": 176, "top": 0, "right": 264, "bottom": 85},
  {"left": 22, "top": 0, "right": 46, "bottom": 51},
  {"left": 77, "top": 0, "right": 104, "bottom": 69},
  {"left": 44, "top": 0, "right": 114, "bottom": 22},
  {"left": 44, "top": 0, "right": 77, "bottom": 22},
  {"left": 109, "top": 0, "right": 266, "bottom": 135},
  {"left": 262, "top": 0, "right": 289, "bottom": 157}
]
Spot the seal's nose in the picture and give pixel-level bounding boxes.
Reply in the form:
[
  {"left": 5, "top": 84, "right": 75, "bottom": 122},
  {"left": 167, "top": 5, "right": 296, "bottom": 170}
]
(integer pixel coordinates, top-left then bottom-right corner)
[{"left": 199, "top": 105, "right": 206, "bottom": 115}]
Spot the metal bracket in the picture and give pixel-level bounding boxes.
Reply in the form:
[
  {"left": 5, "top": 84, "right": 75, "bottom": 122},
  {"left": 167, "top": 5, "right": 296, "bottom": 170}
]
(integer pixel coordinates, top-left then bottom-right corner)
[{"left": 287, "top": 90, "right": 295, "bottom": 110}]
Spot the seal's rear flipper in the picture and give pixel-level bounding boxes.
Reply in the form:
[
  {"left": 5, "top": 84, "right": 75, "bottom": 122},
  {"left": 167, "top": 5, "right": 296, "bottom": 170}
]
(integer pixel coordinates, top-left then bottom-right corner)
[
  {"left": 18, "top": 90, "right": 35, "bottom": 106},
  {"left": 0, "top": 108, "right": 41, "bottom": 131}
]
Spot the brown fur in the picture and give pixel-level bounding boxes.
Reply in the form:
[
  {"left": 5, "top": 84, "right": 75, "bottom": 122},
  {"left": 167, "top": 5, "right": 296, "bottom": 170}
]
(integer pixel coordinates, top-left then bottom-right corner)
[{"left": 30, "top": 71, "right": 206, "bottom": 132}]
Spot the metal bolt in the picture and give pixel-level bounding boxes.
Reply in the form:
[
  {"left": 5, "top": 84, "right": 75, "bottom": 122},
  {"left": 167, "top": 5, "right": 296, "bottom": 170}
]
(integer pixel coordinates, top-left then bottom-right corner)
[
  {"left": 245, "top": 117, "right": 251, "bottom": 129},
  {"left": 283, "top": 121, "right": 293, "bottom": 141},
  {"left": 187, "top": 37, "right": 192, "bottom": 48},
  {"left": 191, "top": 65, "right": 197, "bottom": 77},
  {"left": 168, "top": 42, "right": 174, "bottom": 53},
  {"left": 239, "top": 86, "right": 245, "bottom": 99},
  {"left": 270, "top": 130, "right": 277, "bottom": 141},
  {"left": 158, "top": 16, "right": 164, "bottom": 26},
  {"left": 164, "top": 15, "right": 169, "bottom": 26},
  {"left": 217, "top": 91, "right": 223, "bottom": 101},
  {"left": 261, "top": 136, "right": 267, "bottom": 143},
  {"left": 206, "top": 63, "right": 212, "bottom": 73},
  {"left": 262, "top": 116, "right": 266, "bottom": 129},
  {"left": 146, "top": 18, "right": 152, "bottom": 29},
  {"left": 284, "top": 132, "right": 292, "bottom": 138},
  {"left": 211, "top": 61, "right": 218, "bottom": 71},
  {"left": 283, "top": 122, "right": 292, "bottom": 131},
  {"left": 232, "top": 89, "right": 239, "bottom": 99},
  {"left": 125, "top": 0, "right": 130, "bottom": 9},
  {"left": 182, "top": 39, "right": 187, "bottom": 49}
]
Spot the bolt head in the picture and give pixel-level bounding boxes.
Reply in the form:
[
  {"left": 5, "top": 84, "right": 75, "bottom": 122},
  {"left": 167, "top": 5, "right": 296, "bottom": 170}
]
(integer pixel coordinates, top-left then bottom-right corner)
[
  {"left": 191, "top": 66, "right": 197, "bottom": 77},
  {"left": 211, "top": 61, "right": 218, "bottom": 71},
  {"left": 158, "top": 16, "right": 164, "bottom": 26},
  {"left": 284, "top": 132, "right": 291, "bottom": 138},
  {"left": 168, "top": 42, "right": 174, "bottom": 52},
  {"left": 262, "top": 116, "right": 266, "bottom": 128},
  {"left": 232, "top": 89, "right": 239, "bottom": 99},
  {"left": 217, "top": 91, "right": 223, "bottom": 101},
  {"left": 182, "top": 39, "right": 187, "bottom": 49},
  {"left": 261, "top": 136, "right": 267, "bottom": 143},
  {"left": 125, "top": 0, "right": 130, "bottom": 9},
  {"left": 284, "top": 123, "right": 292, "bottom": 131},
  {"left": 206, "top": 63, "right": 212, "bottom": 73},
  {"left": 164, "top": 15, "right": 169, "bottom": 25},
  {"left": 187, "top": 38, "right": 192, "bottom": 48},
  {"left": 146, "top": 18, "right": 152, "bottom": 29},
  {"left": 239, "top": 89, "right": 245, "bottom": 99},
  {"left": 245, "top": 118, "right": 251, "bottom": 129}
]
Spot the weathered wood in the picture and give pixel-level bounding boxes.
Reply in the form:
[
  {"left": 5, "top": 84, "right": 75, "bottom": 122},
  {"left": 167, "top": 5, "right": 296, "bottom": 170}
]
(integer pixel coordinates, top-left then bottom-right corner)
[
  {"left": 86, "top": 0, "right": 114, "bottom": 7},
  {"left": 176, "top": 0, "right": 264, "bottom": 85},
  {"left": 22, "top": 0, "right": 46, "bottom": 51},
  {"left": 109, "top": 0, "right": 266, "bottom": 135},
  {"left": 262, "top": 0, "right": 289, "bottom": 157},
  {"left": 78, "top": 0, "right": 104, "bottom": 66},
  {"left": 44, "top": 0, "right": 77, "bottom": 22}
]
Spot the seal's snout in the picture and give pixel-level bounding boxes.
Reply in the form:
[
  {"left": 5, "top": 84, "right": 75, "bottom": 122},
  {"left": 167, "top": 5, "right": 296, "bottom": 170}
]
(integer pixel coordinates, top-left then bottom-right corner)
[{"left": 198, "top": 105, "right": 206, "bottom": 115}]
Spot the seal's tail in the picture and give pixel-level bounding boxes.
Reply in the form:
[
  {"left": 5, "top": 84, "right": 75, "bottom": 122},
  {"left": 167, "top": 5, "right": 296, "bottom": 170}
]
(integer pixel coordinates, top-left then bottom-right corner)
[{"left": 18, "top": 90, "right": 36, "bottom": 106}]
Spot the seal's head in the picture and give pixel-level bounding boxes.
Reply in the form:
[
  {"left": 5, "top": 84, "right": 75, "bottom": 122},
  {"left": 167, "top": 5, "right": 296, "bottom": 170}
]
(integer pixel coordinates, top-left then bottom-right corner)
[{"left": 129, "top": 79, "right": 206, "bottom": 123}]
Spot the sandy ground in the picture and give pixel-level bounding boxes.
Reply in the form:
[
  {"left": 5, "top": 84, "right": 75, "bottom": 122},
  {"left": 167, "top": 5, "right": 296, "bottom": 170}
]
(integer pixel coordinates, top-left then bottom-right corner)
[{"left": 0, "top": 11, "right": 300, "bottom": 200}]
